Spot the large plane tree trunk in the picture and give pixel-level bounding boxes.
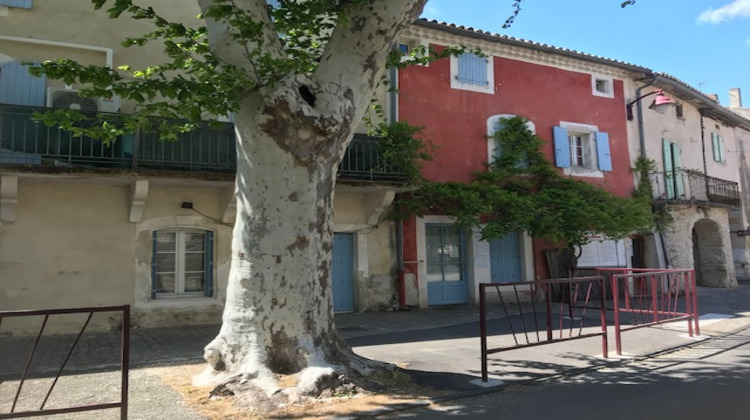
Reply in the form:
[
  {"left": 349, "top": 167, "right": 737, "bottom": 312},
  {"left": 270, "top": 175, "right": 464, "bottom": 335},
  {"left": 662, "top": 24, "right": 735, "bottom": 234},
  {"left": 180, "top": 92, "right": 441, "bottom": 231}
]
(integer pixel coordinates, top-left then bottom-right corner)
[
  {"left": 196, "top": 0, "right": 428, "bottom": 401},
  {"left": 200, "top": 78, "right": 368, "bottom": 397}
]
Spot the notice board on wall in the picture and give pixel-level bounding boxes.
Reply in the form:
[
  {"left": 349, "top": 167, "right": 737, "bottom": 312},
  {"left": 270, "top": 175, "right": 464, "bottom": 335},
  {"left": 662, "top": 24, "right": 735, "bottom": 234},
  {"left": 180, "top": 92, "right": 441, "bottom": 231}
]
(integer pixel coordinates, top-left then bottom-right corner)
[{"left": 577, "top": 234, "right": 627, "bottom": 268}]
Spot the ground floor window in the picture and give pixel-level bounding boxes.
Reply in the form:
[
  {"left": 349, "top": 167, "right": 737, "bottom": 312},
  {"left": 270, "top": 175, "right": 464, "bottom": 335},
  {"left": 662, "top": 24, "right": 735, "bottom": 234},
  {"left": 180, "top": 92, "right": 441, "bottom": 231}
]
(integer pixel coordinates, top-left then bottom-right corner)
[{"left": 152, "top": 229, "right": 214, "bottom": 298}]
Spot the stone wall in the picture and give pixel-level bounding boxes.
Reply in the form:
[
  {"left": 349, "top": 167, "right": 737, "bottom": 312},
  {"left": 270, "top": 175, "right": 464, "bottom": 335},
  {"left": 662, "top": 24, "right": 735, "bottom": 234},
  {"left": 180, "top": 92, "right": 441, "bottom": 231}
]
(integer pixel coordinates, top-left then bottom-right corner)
[{"left": 662, "top": 205, "right": 737, "bottom": 288}]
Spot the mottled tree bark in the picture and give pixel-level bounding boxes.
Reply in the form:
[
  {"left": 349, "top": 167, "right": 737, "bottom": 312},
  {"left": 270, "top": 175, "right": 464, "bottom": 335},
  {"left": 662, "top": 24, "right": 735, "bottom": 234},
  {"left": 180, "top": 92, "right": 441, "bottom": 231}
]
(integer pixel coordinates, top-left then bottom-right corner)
[{"left": 198, "top": 0, "right": 427, "bottom": 397}]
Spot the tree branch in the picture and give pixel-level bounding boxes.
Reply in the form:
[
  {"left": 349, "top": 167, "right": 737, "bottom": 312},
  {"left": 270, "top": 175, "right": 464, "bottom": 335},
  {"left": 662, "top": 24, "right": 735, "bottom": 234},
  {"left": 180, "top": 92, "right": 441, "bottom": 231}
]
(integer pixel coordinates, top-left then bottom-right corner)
[
  {"left": 313, "top": 0, "right": 427, "bottom": 120},
  {"left": 198, "top": 0, "right": 284, "bottom": 77}
]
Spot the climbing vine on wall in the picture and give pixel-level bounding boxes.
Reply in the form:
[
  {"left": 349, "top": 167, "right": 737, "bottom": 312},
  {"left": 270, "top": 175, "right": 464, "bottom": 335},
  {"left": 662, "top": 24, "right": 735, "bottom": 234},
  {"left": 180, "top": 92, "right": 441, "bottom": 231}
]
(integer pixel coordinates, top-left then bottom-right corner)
[{"left": 392, "top": 116, "right": 657, "bottom": 249}]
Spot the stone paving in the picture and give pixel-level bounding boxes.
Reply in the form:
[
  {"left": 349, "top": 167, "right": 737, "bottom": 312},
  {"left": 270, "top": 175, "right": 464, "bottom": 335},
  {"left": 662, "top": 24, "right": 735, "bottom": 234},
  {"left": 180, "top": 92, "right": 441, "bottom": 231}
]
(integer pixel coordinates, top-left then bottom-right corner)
[
  {"left": 0, "top": 325, "right": 219, "bottom": 380},
  {"left": 0, "top": 283, "right": 748, "bottom": 419}
]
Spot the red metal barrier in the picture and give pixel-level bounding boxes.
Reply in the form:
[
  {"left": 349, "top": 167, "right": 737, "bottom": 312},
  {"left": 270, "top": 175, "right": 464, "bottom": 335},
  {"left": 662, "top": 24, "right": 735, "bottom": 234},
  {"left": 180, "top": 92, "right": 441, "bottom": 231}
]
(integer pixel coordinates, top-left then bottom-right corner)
[
  {"left": 0, "top": 305, "right": 130, "bottom": 420},
  {"left": 608, "top": 269, "right": 699, "bottom": 355},
  {"left": 480, "top": 277, "right": 607, "bottom": 382}
]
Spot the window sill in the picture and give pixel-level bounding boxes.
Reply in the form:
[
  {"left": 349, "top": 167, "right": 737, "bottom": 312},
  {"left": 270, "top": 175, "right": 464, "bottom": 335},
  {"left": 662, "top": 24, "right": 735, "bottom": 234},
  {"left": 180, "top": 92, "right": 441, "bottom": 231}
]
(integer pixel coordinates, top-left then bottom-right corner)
[
  {"left": 151, "top": 295, "right": 214, "bottom": 303},
  {"left": 563, "top": 167, "right": 604, "bottom": 178},
  {"left": 450, "top": 79, "right": 494, "bottom": 94}
]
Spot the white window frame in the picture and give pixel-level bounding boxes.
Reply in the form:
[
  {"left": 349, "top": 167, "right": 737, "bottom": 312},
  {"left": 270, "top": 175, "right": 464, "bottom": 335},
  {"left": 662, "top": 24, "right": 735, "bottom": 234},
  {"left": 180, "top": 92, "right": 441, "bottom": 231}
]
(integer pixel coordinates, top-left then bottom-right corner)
[
  {"left": 487, "top": 114, "right": 536, "bottom": 164},
  {"left": 450, "top": 52, "right": 494, "bottom": 94},
  {"left": 153, "top": 229, "right": 212, "bottom": 299},
  {"left": 560, "top": 121, "right": 603, "bottom": 178},
  {"left": 398, "top": 38, "right": 430, "bottom": 66},
  {"left": 591, "top": 74, "right": 614, "bottom": 98}
]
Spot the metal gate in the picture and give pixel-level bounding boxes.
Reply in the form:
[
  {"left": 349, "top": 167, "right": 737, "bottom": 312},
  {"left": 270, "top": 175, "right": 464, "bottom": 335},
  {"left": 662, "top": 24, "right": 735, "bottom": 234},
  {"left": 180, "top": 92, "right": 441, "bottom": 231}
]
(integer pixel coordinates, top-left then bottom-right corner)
[
  {"left": 479, "top": 277, "right": 608, "bottom": 382},
  {"left": 0, "top": 305, "right": 130, "bottom": 419}
]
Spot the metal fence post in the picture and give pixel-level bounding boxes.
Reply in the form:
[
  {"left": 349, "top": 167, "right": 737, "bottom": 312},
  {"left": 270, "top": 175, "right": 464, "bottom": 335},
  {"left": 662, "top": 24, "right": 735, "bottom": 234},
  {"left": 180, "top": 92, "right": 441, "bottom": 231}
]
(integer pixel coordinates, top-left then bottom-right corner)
[
  {"left": 599, "top": 277, "right": 608, "bottom": 358},
  {"left": 480, "top": 284, "right": 488, "bottom": 382},
  {"left": 121, "top": 305, "right": 130, "bottom": 420},
  {"left": 612, "top": 275, "right": 622, "bottom": 356}
]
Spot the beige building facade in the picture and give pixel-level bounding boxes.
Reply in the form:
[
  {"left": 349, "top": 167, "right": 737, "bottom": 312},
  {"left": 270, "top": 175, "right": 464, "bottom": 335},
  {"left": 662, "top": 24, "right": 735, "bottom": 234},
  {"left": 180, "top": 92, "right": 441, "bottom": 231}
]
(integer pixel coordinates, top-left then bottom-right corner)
[
  {"left": 0, "top": 0, "right": 401, "bottom": 333},
  {"left": 624, "top": 75, "right": 750, "bottom": 287}
]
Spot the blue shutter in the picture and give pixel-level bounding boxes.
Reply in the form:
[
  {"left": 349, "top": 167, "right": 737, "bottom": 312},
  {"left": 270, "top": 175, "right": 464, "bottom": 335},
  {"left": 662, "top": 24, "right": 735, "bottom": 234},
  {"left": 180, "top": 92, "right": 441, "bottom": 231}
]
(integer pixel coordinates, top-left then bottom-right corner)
[
  {"left": 0, "top": 61, "right": 46, "bottom": 106},
  {"left": 0, "top": 0, "right": 32, "bottom": 8},
  {"left": 204, "top": 231, "right": 214, "bottom": 297},
  {"left": 718, "top": 135, "right": 726, "bottom": 163},
  {"left": 595, "top": 131, "right": 612, "bottom": 171},
  {"left": 553, "top": 126, "right": 570, "bottom": 168},
  {"left": 151, "top": 231, "right": 158, "bottom": 299},
  {"left": 457, "top": 53, "right": 488, "bottom": 86}
]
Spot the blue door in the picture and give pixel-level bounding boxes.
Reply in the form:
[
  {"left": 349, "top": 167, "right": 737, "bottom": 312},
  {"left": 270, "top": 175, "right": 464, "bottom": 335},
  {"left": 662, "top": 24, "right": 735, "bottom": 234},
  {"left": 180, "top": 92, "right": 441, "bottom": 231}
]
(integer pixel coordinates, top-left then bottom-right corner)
[
  {"left": 426, "top": 224, "right": 468, "bottom": 305},
  {"left": 490, "top": 231, "right": 522, "bottom": 283},
  {"left": 332, "top": 233, "right": 354, "bottom": 312}
]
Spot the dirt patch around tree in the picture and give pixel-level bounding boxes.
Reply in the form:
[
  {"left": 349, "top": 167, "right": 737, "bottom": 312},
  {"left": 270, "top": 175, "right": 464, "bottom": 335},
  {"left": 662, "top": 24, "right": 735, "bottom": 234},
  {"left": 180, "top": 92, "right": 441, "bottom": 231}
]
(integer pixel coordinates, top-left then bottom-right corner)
[{"left": 152, "top": 363, "right": 450, "bottom": 419}]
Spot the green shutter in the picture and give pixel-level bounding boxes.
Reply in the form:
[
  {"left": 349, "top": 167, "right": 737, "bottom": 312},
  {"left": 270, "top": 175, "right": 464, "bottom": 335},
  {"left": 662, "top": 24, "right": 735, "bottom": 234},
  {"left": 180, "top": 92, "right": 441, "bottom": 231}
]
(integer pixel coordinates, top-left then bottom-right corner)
[
  {"left": 671, "top": 143, "right": 684, "bottom": 198},
  {"left": 663, "top": 139, "right": 675, "bottom": 199},
  {"left": 719, "top": 135, "right": 726, "bottom": 163},
  {"left": 711, "top": 133, "right": 721, "bottom": 162}
]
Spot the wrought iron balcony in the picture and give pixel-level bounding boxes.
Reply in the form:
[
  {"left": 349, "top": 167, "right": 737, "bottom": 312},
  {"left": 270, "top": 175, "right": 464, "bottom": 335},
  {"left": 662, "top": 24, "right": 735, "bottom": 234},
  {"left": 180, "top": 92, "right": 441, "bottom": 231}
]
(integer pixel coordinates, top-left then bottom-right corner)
[
  {"left": 649, "top": 169, "right": 740, "bottom": 207},
  {"left": 0, "top": 104, "right": 408, "bottom": 183}
]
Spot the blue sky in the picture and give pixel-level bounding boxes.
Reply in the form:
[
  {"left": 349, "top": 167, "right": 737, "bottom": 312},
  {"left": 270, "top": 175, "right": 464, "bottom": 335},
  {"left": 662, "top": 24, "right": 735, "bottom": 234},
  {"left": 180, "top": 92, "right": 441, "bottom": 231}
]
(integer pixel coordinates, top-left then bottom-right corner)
[{"left": 421, "top": 0, "right": 750, "bottom": 106}]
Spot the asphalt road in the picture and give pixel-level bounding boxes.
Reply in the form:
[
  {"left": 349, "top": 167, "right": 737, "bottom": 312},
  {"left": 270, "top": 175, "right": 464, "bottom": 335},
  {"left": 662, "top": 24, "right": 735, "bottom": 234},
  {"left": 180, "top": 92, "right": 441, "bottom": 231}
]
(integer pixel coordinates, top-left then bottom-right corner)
[{"left": 383, "top": 327, "right": 750, "bottom": 420}]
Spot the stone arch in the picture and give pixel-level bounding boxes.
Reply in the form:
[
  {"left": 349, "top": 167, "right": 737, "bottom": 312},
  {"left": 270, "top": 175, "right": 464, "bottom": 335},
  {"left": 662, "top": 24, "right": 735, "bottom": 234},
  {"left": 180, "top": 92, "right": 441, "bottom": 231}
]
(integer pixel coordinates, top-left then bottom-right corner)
[{"left": 692, "top": 218, "right": 732, "bottom": 287}]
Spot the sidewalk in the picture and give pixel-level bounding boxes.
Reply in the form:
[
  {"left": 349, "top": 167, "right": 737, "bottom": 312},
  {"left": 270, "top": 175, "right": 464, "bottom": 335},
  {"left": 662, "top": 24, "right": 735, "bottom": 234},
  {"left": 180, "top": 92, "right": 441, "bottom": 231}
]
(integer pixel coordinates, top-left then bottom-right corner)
[
  {"left": 339, "top": 283, "right": 750, "bottom": 391},
  {"left": 1, "top": 283, "right": 750, "bottom": 418}
]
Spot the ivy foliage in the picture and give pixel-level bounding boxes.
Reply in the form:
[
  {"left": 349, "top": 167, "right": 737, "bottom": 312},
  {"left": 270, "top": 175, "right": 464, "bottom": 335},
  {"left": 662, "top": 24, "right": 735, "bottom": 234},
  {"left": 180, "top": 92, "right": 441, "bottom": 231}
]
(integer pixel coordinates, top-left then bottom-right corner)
[
  {"left": 373, "top": 121, "right": 436, "bottom": 183},
  {"left": 393, "top": 116, "right": 656, "bottom": 248}
]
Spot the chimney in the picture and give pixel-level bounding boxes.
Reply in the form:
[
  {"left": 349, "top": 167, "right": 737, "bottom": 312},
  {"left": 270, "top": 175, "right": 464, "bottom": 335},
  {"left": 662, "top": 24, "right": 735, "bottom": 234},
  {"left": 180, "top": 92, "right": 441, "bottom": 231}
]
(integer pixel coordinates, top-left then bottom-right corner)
[
  {"left": 729, "top": 87, "right": 742, "bottom": 108},
  {"left": 707, "top": 93, "right": 720, "bottom": 103}
]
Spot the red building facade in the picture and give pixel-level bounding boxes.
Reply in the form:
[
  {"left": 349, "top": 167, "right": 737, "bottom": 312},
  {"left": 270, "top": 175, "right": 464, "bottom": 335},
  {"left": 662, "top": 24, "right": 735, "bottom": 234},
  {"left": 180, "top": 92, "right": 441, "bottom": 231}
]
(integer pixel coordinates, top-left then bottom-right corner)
[{"left": 396, "top": 21, "right": 640, "bottom": 308}]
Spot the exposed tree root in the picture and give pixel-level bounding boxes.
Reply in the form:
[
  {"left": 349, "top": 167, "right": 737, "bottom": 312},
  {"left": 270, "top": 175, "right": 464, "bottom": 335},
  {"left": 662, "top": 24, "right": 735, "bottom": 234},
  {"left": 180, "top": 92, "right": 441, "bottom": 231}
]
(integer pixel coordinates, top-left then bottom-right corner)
[{"left": 196, "top": 354, "right": 399, "bottom": 414}]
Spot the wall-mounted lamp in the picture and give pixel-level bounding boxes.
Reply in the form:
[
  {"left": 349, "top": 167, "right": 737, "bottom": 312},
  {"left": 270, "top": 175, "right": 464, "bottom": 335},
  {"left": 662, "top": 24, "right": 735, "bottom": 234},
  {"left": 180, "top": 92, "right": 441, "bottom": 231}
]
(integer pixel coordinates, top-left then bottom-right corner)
[{"left": 626, "top": 89, "right": 676, "bottom": 120}]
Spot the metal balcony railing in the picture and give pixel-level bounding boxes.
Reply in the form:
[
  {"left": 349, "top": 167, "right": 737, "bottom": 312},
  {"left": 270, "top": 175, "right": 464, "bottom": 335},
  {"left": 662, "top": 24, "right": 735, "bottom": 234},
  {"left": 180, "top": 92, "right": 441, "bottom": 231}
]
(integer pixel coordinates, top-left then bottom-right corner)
[
  {"left": 648, "top": 169, "right": 740, "bottom": 207},
  {"left": 0, "top": 104, "right": 408, "bottom": 183}
]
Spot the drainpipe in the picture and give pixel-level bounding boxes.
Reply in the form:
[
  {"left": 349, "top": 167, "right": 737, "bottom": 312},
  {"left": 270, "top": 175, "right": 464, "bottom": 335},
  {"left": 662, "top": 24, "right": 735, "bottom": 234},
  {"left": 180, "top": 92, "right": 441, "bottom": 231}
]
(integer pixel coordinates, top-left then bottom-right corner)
[
  {"left": 633, "top": 75, "right": 671, "bottom": 268},
  {"left": 634, "top": 76, "right": 657, "bottom": 159},
  {"left": 700, "top": 114, "right": 710, "bottom": 194},
  {"left": 0, "top": 35, "right": 114, "bottom": 68}
]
